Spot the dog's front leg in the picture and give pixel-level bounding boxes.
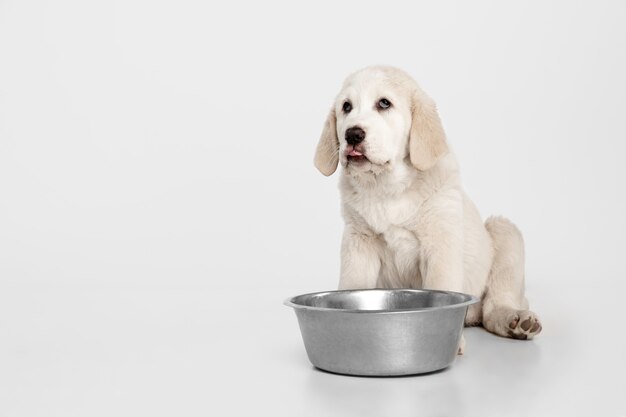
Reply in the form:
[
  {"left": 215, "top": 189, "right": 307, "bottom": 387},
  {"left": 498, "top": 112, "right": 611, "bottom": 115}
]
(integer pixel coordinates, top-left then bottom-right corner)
[
  {"left": 416, "top": 191, "right": 464, "bottom": 293},
  {"left": 338, "top": 225, "right": 381, "bottom": 290},
  {"left": 419, "top": 230, "right": 466, "bottom": 354},
  {"left": 416, "top": 192, "right": 466, "bottom": 353}
]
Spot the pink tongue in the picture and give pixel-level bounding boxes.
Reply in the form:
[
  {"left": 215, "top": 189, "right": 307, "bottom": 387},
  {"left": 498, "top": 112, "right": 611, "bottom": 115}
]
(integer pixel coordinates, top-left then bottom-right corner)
[{"left": 348, "top": 149, "right": 363, "bottom": 156}]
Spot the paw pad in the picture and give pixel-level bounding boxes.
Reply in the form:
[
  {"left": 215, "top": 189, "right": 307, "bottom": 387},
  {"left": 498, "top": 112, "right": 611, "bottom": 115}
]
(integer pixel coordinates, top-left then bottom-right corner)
[
  {"left": 508, "top": 316, "right": 520, "bottom": 329},
  {"left": 507, "top": 310, "right": 542, "bottom": 340}
]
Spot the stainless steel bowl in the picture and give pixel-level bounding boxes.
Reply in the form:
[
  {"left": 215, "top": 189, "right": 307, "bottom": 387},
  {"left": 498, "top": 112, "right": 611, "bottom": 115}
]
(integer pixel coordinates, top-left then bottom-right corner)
[{"left": 285, "top": 289, "right": 479, "bottom": 376}]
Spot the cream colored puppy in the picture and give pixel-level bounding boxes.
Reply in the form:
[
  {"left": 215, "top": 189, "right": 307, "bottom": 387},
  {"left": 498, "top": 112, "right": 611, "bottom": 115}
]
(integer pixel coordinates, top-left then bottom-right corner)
[{"left": 314, "top": 66, "right": 542, "bottom": 351}]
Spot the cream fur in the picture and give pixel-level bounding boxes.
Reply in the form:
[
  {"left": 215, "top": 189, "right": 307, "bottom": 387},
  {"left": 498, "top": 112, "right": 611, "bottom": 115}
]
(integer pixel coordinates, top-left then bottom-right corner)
[{"left": 314, "top": 66, "right": 542, "bottom": 351}]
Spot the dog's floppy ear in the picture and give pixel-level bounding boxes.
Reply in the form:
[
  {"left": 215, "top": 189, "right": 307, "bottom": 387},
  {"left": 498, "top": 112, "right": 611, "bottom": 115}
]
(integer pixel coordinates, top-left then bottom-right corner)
[
  {"left": 409, "top": 92, "right": 448, "bottom": 171},
  {"left": 314, "top": 108, "right": 339, "bottom": 176}
]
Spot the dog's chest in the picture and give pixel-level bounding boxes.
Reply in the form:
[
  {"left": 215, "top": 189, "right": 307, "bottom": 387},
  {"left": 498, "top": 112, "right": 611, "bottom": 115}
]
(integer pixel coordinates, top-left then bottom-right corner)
[
  {"left": 352, "top": 189, "right": 419, "bottom": 234},
  {"left": 351, "top": 190, "right": 423, "bottom": 286}
]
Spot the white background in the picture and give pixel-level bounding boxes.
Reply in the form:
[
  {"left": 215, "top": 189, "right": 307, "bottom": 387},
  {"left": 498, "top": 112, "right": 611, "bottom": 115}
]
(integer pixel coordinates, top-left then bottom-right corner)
[{"left": 1, "top": 1, "right": 625, "bottom": 416}]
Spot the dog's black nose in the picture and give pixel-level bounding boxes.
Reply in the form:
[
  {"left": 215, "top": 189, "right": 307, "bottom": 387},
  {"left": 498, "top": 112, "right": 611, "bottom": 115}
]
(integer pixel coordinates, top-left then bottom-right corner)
[{"left": 345, "top": 126, "right": 366, "bottom": 145}]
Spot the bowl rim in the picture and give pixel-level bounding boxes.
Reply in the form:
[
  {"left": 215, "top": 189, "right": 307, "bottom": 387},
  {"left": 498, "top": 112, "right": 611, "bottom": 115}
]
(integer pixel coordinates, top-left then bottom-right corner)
[{"left": 284, "top": 288, "right": 479, "bottom": 314}]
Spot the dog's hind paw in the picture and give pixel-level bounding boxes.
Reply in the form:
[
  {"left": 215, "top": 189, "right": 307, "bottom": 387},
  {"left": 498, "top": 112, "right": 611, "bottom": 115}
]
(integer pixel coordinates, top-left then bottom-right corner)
[{"left": 506, "top": 310, "right": 542, "bottom": 340}]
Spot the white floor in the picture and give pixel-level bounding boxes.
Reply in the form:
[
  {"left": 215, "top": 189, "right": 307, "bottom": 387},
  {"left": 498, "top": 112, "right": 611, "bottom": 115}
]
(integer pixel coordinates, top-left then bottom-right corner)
[{"left": 1, "top": 281, "right": 623, "bottom": 417}]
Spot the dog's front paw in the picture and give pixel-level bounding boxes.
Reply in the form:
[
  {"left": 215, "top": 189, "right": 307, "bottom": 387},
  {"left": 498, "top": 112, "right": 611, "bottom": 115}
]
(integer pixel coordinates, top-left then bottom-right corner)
[
  {"left": 457, "top": 334, "right": 466, "bottom": 355},
  {"left": 507, "top": 310, "right": 542, "bottom": 340}
]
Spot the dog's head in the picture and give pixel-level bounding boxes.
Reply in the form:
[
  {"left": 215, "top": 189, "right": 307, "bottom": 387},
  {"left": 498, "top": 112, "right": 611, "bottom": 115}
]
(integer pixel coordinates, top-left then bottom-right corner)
[{"left": 314, "top": 66, "right": 448, "bottom": 176}]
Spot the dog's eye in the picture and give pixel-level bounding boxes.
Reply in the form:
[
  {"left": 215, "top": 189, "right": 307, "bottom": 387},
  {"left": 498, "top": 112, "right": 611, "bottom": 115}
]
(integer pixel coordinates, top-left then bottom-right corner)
[
  {"left": 342, "top": 101, "right": 352, "bottom": 113},
  {"left": 377, "top": 98, "right": 392, "bottom": 110}
]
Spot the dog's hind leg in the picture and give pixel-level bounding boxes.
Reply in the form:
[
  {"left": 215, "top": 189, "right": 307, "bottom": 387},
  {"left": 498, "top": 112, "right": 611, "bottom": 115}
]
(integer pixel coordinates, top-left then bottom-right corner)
[{"left": 481, "top": 216, "right": 542, "bottom": 340}]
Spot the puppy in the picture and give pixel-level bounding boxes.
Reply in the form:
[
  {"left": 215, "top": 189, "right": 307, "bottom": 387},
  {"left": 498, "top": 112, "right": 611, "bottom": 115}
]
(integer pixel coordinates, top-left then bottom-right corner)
[{"left": 314, "top": 66, "right": 542, "bottom": 352}]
